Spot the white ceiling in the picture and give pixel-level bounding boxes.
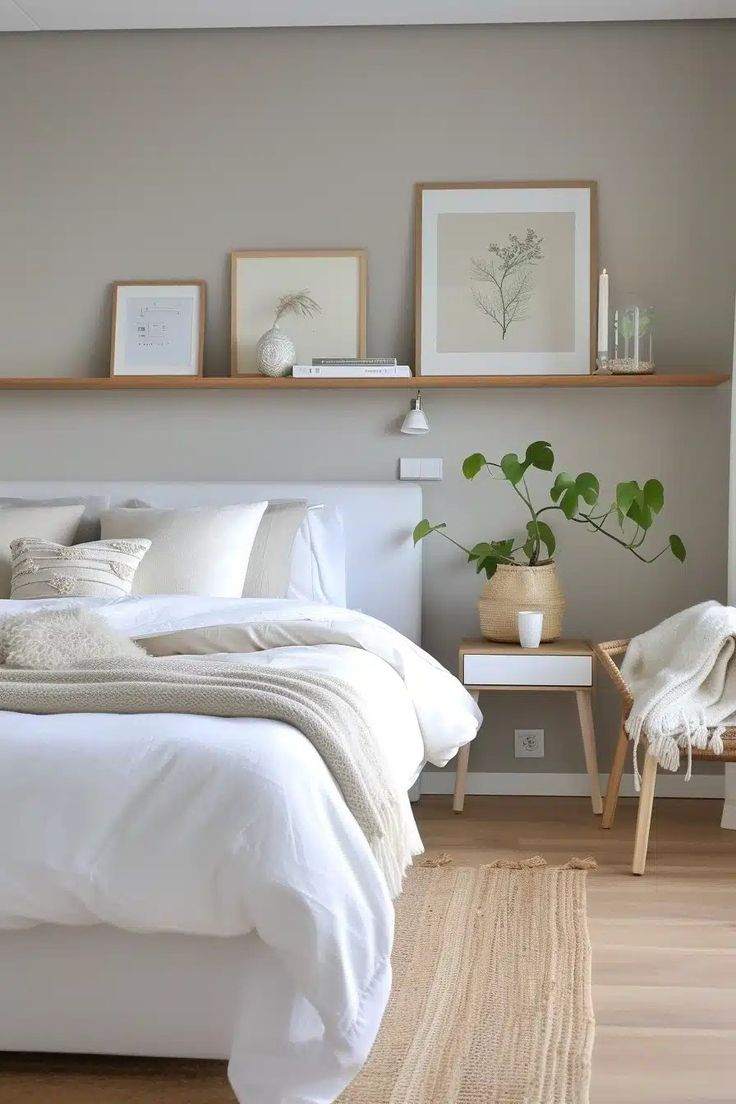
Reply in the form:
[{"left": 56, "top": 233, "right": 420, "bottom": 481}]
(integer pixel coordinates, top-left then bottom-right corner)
[{"left": 1, "top": 0, "right": 735, "bottom": 32}]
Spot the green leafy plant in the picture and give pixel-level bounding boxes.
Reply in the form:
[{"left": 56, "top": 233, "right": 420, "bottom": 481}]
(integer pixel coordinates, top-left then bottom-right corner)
[{"left": 413, "top": 441, "right": 686, "bottom": 580}]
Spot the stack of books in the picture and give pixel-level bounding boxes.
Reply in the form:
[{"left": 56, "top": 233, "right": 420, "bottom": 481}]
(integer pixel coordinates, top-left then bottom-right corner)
[{"left": 292, "top": 358, "right": 412, "bottom": 379}]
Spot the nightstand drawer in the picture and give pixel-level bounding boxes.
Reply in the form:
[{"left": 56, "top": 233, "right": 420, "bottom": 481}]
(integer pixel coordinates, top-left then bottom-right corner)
[{"left": 463, "top": 653, "right": 593, "bottom": 687}]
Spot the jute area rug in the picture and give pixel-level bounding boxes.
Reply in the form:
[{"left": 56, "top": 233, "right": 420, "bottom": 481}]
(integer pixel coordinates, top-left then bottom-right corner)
[
  {"left": 0, "top": 857, "right": 594, "bottom": 1104},
  {"left": 340, "top": 856, "right": 596, "bottom": 1104}
]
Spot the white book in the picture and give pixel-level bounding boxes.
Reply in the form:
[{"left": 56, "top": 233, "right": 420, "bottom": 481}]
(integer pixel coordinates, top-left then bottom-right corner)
[{"left": 292, "top": 365, "right": 412, "bottom": 378}]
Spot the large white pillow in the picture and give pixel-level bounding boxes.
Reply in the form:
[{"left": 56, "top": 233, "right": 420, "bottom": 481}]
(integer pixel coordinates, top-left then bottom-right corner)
[
  {"left": 0, "top": 496, "right": 110, "bottom": 543},
  {"left": 113, "top": 497, "right": 347, "bottom": 606},
  {"left": 0, "top": 504, "right": 85, "bottom": 598},
  {"left": 287, "top": 505, "right": 346, "bottom": 606},
  {"left": 100, "top": 503, "right": 267, "bottom": 597},
  {"left": 243, "top": 500, "right": 308, "bottom": 599}
]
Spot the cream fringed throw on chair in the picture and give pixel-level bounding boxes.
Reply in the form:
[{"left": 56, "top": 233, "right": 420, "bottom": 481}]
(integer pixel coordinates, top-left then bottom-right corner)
[
  {"left": 620, "top": 601, "right": 736, "bottom": 780},
  {"left": 597, "top": 600, "right": 736, "bottom": 875}
]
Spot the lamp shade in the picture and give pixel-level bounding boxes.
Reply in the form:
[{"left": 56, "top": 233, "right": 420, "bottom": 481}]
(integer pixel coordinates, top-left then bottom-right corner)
[{"left": 400, "top": 392, "right": 430, "bottom": 435}]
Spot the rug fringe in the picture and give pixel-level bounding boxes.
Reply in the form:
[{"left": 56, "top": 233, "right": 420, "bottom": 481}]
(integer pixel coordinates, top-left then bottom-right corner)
[
  {"left": 488, "top": 855, "right": 548, "bottom": 870},
  {"left": 562, "top": 856, "right": 597, "bottom": 870},
  {"left": 420, "top": 852, "right": 454, "bottom": 867},
  {"left": 485, "top": 855, "right": 597, "bottom": 871},
  {"left": 420, "top": 854, "right": 597, "bottom": 872}
]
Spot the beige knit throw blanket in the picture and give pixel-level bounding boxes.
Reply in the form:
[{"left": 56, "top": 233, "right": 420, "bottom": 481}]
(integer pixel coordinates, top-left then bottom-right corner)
[
  {"left": 0, "top": 657, "right": 417, "bottom": 898},
  {"left": 622, "top": 600, "right": 736, "bottom": 782}
]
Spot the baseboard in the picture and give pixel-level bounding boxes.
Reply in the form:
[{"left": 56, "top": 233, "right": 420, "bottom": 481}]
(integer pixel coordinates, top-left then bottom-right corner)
[{"left": 419, "top": 769, "right": 724, "bottom": 799}]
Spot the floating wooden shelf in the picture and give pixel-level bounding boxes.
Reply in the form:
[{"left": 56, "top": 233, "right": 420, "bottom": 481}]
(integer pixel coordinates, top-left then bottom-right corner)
[{"left": 0, "top": 372, "right": 727, "bottom": 391}]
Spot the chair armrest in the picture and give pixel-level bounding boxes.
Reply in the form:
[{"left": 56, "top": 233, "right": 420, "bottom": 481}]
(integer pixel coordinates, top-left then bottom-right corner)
[{"left": 594, "top": 639, "right": 634, "bottom": 712}]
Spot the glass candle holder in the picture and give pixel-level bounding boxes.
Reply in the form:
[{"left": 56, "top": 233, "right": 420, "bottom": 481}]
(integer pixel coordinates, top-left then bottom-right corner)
[{"left": 609, "top": 299, "right": 655, "bottom": 374}]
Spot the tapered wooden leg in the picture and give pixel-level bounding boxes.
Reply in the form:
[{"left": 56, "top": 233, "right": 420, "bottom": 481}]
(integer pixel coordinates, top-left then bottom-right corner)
[
  {"left": 602, "top": 723, "right": 629, "bottom": 829},
  {"left": 453, "top": 690, "right": 478, "bottom": 813},
  {"left": 453, "top": 743, "right": 471, "bottom": 813},
  {"left": 632, "top": 751, "right": 658, "bottom": 875},
  {"left": 576, "top": 689, "right": 603, "bottom": 815}
]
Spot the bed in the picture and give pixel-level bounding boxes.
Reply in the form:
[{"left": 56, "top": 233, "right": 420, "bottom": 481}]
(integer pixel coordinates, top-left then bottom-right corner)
[{"left": 0, "top": 481, "right": 480, "bottom": 1104}]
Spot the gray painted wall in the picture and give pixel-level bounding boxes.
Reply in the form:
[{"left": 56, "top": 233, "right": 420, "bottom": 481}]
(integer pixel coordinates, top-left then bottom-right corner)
[{"left": 1, "top": 22, "right": 734, "bottom": 776}]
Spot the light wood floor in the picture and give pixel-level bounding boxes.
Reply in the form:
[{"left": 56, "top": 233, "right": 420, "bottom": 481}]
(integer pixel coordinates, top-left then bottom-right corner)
[{"left": 2, "top": 795, "right": 734, "bottom": 1103}]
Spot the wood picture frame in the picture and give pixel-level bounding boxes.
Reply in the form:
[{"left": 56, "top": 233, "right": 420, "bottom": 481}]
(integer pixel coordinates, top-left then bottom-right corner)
[
  {"left": 110, "top": 280, "right": 206, "bottom": 378},
  {"left": 415, "top": 181, "right": 597, "bottom": 376},
  {"left": 230, "top": 249, "right": 367, "bottom": 376}
]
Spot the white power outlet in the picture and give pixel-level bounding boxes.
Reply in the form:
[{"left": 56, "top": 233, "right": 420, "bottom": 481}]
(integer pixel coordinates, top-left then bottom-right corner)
[{"left": 514, "top": 729, "right": 545, "bottom": 758}]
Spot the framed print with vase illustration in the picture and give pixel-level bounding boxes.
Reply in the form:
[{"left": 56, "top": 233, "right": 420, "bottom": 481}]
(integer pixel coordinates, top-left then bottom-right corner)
[
  {"left": 415, "top": 181, "right": 597, "bottom": 376},
  {"left": 110, "top": 280, "right": 205, "bottom": 377},
  {"left": 230, "top": 249, "right": 367, "bottom": 377}
]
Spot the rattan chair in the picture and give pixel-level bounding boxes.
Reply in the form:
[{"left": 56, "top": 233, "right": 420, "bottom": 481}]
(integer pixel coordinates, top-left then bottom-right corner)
[{"left": 595, "top": 638, "right": 736, "bottom": 875}]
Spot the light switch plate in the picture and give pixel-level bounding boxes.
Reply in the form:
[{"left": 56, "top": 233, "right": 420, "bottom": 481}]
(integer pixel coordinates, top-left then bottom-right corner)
[
  {"left": 420, "top": 458, "right": 443, "bottom": 480},
  {"left": 399, "top": 458, "right": 443, "bottom": 481},
  {"left": 399, "top": 458, "right": 422, "bottom": 480}
]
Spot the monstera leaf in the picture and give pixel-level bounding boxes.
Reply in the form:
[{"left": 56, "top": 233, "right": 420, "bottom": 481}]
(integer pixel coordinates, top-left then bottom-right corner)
[
  {"left": 468, "top": 538, "right": 515, "bottom": 579},
  {"left": 524, "top": 440, "right": 554, "bottom": 471},
  {"left": 497, "top": 440, "right": 555, "bottom": 487},
  {"left": 616, "top": 479, "right": 664, "bottom": 532},
  {"left": 526, "top": 519, "right": 556, "bottom": 559},
  {"left": 669, "top": 534, "right": 686, "bottom": 562},
  {"left": 462, "top": 453, "right": 488, "bottom": 480},
  {"left": 550, "top": 472, "right": 600, "bottom": 519},
  {"left": 413, "top": 519, "right": 446, "bottom": 545}
]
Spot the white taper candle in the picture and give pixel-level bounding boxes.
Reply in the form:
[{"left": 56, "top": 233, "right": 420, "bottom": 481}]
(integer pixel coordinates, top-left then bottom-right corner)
[{"left": 597, "top": 269, "right": 609, "bottom": 355}]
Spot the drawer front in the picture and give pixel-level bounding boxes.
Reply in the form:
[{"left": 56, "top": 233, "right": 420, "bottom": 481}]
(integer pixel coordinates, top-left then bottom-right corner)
[{"left": 463, "top": 653, "right": 592, "bottom": 687}]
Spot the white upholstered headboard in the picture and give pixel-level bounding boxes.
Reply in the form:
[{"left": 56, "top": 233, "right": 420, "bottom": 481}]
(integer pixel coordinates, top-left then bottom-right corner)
[{"left": 0, "top": 481, "right": 423, "bottom": 642}]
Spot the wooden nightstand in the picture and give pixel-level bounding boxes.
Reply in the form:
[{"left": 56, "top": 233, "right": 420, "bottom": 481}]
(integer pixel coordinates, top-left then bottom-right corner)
[{"left": 455, "top": 638, "right": 602, "bottom": 816}]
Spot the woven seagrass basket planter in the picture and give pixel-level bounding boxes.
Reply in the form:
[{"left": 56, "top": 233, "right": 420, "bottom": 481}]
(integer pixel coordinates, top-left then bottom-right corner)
[{"left": 478, "top": 562, "right": 565, "bottom": 643}]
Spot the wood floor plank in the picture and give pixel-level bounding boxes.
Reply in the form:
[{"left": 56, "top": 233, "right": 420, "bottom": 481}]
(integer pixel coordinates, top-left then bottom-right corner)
[
  {"left": 594, "top": 945, "right": 736, "bottom": 988},
  {"left": 594, "top": 985, "right": 736, "bottom": 1029},
  {"left": 592, "top": 1027, "right": 736, "bottom": 1103}
]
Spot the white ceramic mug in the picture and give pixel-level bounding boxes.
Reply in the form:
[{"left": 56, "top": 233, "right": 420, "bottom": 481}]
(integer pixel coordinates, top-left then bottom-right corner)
[{"left": 518, "top": 610, "right": 544, "bottom": 649}]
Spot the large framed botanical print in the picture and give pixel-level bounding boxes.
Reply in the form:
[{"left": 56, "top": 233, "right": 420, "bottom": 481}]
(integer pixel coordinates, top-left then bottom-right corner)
[{"left": 415, "top": 181, "right": 597, "bottom": 376}]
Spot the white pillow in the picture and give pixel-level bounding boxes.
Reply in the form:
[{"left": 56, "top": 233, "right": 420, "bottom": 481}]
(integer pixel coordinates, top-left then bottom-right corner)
[
  {"left": 288, "top": 505, "right": 346, "bottom": 606},
  {"left": 243, "top": 500, "right": 308, "bottom": 599},
  {"left": 100, "top": 503, "right": 268, "bottom": 597},
  {"left": 0, "top": 505, "right": 85, "bottom": 598},
  {"left": 9, "top": 537, "right": 151, "bottom": 599},
  {"left": 0, "top": 496, "right": 110, "bottom": 543},
  {"left": 121, "top": 498, "right": 347, "bottom": 606}
]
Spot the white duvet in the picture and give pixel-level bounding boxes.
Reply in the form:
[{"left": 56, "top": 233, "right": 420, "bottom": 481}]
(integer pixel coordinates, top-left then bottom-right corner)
[{"left": 0, "top": 595, "right": 481, "bottom": 1104}]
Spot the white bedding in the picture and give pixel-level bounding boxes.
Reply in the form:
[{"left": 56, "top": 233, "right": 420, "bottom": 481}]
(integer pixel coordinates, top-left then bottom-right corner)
[{"left": 0, "top": 595, "right": 481, "bottom": 1103}]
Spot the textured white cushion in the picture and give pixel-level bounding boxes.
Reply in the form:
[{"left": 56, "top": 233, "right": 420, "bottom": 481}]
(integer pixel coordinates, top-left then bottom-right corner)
[
  {"left": 100, "top": 503, "right": 268, "bottom": 597},
  {"left": 0, "top": 607, "right": 147, "bottom": 669},
  {"left": 9, "top": 537, "right": 151, "bottom": 599},
  {"left": 0, "top": 505, "right": 85, "bottom": 598}
]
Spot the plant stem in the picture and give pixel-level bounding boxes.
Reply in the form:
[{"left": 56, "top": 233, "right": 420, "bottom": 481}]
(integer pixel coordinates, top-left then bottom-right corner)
[
  {"left": 433, "top": 529, "right": 518, "bottom": 565},
  {"left": 573, "top": 513, "right": 668, "bottom": 563}
]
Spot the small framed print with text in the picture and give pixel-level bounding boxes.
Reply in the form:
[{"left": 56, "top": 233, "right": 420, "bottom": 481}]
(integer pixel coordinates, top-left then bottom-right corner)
[
  {"left": 415, "top": 181, "right": 597, "bottom": 376},
  {"left": 110, "top": 280, "right": 206, "bottom": 377}
]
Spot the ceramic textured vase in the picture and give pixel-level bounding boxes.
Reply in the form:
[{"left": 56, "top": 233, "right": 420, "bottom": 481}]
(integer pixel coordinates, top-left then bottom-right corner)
[
  {"left": 478, "top": 562, "right": 566, "bottom": 643},
  {"left": 255, "top": 323, "right": 296, "bottom": 377}
]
